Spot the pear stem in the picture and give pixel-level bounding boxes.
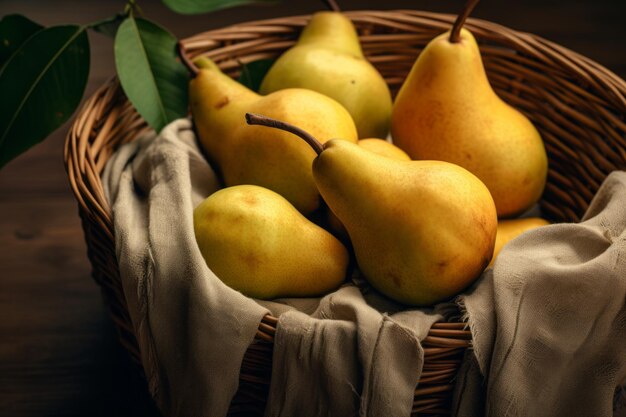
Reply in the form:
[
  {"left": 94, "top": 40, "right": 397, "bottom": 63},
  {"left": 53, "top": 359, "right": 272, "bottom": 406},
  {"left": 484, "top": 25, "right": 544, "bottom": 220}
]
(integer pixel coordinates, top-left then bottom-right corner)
[
  {"left": 178, "top": 41, "right": 199, "bottom": 76},
  {"left": 245, "top": 113, "right": 325, "bottom": 155},
  {"left": 322, "top": 0, "right": 341, "bottom": 12},
  {"left": 449, "top": 0, "right": 480, "bottom": 43}
]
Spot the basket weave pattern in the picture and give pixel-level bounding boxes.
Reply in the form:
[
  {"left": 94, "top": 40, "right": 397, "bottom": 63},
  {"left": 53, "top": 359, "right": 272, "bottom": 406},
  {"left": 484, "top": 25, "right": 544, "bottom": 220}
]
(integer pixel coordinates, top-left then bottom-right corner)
[{"left": 64, "top": 10, "right": 626, "bottom": 416}]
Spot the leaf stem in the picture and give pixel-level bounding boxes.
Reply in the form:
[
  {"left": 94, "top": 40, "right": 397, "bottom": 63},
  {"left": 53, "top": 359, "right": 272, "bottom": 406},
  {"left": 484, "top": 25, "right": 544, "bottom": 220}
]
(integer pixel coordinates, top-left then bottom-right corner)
[
  {"left": 245, "top": 113, "right": 325, "bottom": 155},
  {"left": 449, "top": 0, "right": 480, "bottom": 43},
  {"left": 87, "top": 14, "right": 121, "bottom": 29},
  {"left": 322, "top": 0, "right": 341, "bottom": 12},
  {"left": 177, "top": 41, "right": 198, "bottom": 76},
  {"left": 125, "top": 0, "right": 144, "bottom": 17}
]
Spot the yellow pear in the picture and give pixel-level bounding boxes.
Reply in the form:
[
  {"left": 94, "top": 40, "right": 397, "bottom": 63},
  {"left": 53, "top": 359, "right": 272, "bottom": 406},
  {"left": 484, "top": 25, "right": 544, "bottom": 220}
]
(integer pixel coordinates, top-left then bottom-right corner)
[
  {"left": 326, "top": 138, "right": 411, "bottom": 240},
  {"left": 259, "top": 11, "right": 392, "bottom": 139},
  {"left": 189, "top": 58, "right": 358, "bottom": 215},
  {"left": 194, "top": 185, "right": 349, "bottom": 299},
  {"left": 325, "top": 203, "right": 350, "bottom": 245},
  {"left": 358, "top": 138, "right": 411, "bottom": 161},
  {"left": 247, "top": 114, "right": 497, "bottom": 306},
  {"left": 391, "top": 0, "right": 548, "bottom": 217},
  {"left": 490, "top": 217, "right": 550, "bottom": 266}
]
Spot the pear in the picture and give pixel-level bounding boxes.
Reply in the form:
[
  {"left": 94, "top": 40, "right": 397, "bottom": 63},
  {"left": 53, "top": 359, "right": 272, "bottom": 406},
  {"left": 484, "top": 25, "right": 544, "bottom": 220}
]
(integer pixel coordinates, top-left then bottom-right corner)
[
  {"left": 490, "top": 217, "right": 550, "bottom": 266},
  {"left": 391, "top": 0, "right": 548, "bottom": 218},
  {"left": 326, "top": 138, "right": 410, "bottom": 240},
  {"left": 194, "top": 185, "right": 349, "bottom": 299},
  {"left": 358, "top": 138, "right": 411, "bottom": 161},
  {"left": 189, "top": 57, "right": 358, "bottom": 215},
  {"left": 325, "top": 203, "right": 350, "bottom": 243},
  {"left": 259, "top": 11, "right": 392, "bottom": 139},
  {"left": 247, "top": 114, "right": 497, "bottom": 306}
]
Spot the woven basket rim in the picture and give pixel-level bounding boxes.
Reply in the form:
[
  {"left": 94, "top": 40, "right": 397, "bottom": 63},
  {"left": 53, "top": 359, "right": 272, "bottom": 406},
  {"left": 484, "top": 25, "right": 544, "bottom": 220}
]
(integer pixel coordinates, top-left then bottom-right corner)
[{"left": 183, "top": 9, "right": 626, "bottom": 108}]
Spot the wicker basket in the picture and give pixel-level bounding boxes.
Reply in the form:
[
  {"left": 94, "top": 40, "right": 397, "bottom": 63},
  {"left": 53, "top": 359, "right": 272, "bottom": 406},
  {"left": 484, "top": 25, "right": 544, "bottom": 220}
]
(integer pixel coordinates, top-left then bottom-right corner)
[{"left": 64, "top": 10, "right": 626, "bottom": 417}]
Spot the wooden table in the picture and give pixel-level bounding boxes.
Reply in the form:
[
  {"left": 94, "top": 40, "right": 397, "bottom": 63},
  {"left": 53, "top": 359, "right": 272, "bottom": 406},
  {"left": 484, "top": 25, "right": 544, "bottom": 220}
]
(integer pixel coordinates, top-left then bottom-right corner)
[{"left": 0, "top": 0, "right": 624, "bottom": 416}]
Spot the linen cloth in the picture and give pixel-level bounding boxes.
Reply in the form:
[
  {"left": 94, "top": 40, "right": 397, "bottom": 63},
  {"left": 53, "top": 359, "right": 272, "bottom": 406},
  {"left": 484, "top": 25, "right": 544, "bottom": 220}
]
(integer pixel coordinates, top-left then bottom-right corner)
[
  {"left": 102, "top": 119, "right": 444, "bottom": 417},
  {"left": 453, "top": 171, "right": 626, "bottom": 417},
  {"left": 260, "top": 286, "right": 455, "bottom": 417},
  {"left": 102, "top": 120, "right": 269, "bottom": 416}
]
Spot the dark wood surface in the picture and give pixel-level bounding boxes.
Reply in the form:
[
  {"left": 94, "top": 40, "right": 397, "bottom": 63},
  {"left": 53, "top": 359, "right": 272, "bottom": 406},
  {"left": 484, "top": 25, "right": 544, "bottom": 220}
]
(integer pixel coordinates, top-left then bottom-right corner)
[{"left": 0, "top": 1, "right": 625, "bottom": 416}]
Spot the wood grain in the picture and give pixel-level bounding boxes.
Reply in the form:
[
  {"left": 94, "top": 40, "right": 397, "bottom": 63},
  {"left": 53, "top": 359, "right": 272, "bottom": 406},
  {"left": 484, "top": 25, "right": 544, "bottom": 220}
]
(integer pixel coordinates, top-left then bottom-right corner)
[{"left": 0, "top": 0, "right": 624, "bottom": 416}]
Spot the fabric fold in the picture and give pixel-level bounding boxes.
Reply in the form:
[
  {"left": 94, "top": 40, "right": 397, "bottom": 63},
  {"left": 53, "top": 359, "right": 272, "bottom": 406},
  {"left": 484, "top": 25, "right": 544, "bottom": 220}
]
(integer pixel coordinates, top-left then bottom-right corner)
[
  {"left": 456, "top": 171, "right": 626, "bottom": 417},
  {"left": 265, "top": 286, "right": 442, "bottom": 417},
  {"left": 103, "top": 120, "right": 270, "bottom": 417}
]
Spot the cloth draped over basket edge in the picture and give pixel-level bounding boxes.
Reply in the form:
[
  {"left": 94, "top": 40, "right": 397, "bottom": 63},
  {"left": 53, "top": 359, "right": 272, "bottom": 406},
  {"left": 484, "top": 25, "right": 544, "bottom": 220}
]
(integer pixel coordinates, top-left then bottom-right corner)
[
  {"left": 453, "top": 171, "right": 626, "bottom": 417},
  {"left": 102, "top": 119, "right": 451, "bottom": 417},
  {"left": 259, "top": 286, "right": 460, "bottom": 417},
  {"left": 102, "top": 119, "right": 267, "bottom": 416}
]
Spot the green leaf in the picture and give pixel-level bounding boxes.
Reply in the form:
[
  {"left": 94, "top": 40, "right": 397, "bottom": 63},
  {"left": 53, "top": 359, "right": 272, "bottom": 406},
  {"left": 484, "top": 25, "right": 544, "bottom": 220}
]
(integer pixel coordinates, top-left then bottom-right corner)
[
  {"left": 0, "top": 14, "right": 43, "bottom": 67},
  {"left": 115, "top": 17, "right": 189, "bottom": 133},
  {"left": 162, "top": 0, "right": 279, "bottom": 15},
  {"left": 238, "top": 58, "right": 274, "bottom": 92},
  {"left": 90, "top": 13, "right": 126, "bottom": 38},
  {"left": 0, "top": 25, "right": 89, "bottom": 169}
]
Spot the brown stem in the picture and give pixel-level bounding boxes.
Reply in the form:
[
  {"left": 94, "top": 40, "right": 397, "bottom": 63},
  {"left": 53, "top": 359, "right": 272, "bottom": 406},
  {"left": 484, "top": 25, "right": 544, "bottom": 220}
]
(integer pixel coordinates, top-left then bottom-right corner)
[
  {"left": 177, "top": 41, "right": 198, "bottom": 76},
  {"left": 449, "top": 0, "right": 480, "bottom": 43},
  {"left": 322, "top": 0, "right": 341, "bottom": 12},
  {"left": 245, "top": 113, "right": 324, "bottom": 155}
]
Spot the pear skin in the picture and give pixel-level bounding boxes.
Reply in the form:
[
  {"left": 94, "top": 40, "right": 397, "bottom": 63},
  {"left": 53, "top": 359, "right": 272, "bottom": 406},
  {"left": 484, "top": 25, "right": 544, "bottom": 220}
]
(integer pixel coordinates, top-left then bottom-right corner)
[
  {"left": 358, "top": 138, "right": 411, "bottom": 161},
  {"left": 325, "top": 204, "right": 350, "bottom": 244},
  {"left": 326, "top": 138, "right": 410, "bottom": 239},
  {"left": 260, "top": 12, "right": 392, "bottom": 139},
  {"left": 190, "top": 58, "right": 358, "bottom": 215},
  {"left": 392, "top": 28, "right": 548, "bottom": 218},
  {"left": 194, "top": 185, "right": 349, "bottom": 299},
  {"left": 314, "top": 140, "right": 497, "bottom": 305},
  {"left": 490, "top": 217, "right": 550, "bottom": 266}
]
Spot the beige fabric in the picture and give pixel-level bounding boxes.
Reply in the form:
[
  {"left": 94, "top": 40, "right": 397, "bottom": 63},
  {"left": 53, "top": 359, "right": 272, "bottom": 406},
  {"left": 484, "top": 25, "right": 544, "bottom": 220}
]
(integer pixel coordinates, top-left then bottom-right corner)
[
  {"left": 103, "top": 120, "right": 270, "bottom": 417},
  {"left": 103, "top": 120, "right": 445, "bottom": 417},
  {"left": 454, "top": 171, "right": 626, "bottom": 417},
  {"left": 264, "top": 285, "right": 451, "bottom": 417}
]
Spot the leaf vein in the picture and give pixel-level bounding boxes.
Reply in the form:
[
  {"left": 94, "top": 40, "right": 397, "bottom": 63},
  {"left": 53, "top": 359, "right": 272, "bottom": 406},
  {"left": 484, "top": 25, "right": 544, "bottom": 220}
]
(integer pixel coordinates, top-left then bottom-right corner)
[
  {"left": 0, "top": 26, "right": 84, "bottom": 148},
  {"left": 128, "top": 18, "right": 168, "bottom": 129}
]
